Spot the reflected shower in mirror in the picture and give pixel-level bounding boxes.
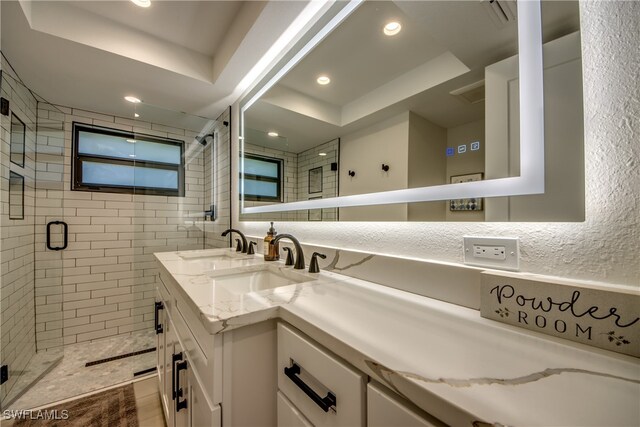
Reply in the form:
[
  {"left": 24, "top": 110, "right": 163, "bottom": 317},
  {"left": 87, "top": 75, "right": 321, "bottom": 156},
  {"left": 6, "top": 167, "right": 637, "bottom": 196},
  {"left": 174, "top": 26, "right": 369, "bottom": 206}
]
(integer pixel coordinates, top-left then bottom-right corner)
[{"left": 240, "top": 0, "right": 583, "bottom": 222}]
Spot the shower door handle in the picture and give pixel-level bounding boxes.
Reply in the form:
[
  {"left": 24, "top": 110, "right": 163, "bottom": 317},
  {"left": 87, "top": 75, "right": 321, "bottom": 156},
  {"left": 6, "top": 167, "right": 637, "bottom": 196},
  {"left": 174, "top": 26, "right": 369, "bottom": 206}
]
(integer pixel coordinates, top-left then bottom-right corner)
[{"left": 46, "top": 221, "right": 68, "bottom": 251}]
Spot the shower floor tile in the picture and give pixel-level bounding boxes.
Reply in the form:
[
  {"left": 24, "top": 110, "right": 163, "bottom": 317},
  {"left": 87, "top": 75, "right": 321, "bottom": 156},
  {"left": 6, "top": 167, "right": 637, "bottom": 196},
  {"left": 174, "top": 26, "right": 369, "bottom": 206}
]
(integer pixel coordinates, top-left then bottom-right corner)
[
  {"left": 7, "top": 330, "right": 156, "bottom": 411},
  {"left": 1, "top": 349, "right": 64, "bottom": 409}
]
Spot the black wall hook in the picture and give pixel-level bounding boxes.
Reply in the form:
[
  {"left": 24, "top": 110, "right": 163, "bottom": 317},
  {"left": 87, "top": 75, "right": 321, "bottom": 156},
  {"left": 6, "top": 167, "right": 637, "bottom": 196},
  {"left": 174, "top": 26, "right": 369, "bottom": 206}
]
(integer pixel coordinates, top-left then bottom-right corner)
[
  {"left": 348, "top": 170, "right": 356, "bottom": 177},
  {"left": 382, "top": 164, "right": 390, "bottom": 172}
]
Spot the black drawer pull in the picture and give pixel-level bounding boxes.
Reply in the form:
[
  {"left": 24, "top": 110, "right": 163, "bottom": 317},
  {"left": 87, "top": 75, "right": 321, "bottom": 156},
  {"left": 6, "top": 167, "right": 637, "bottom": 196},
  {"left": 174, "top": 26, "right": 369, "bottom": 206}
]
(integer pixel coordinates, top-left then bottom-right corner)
[
  {"left": 175, "top": 360, "right": 188, "bottom": 412},
  {"left": 154, "top": 301, "right": 164, "bottom": 334},
  {"left": 46, "top": 221, "right": 68, "bottom": 251},
  {"left": 171, "top": 352, "right": 182, "bottom": 400},
  {"left": 284, "top": 363, "right": 336, "bottom": 412}
]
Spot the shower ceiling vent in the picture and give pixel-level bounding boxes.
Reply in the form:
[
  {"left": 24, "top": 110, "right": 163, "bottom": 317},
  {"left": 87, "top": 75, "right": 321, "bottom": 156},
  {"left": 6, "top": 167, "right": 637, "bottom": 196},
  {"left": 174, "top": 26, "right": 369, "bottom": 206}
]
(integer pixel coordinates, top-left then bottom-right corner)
[
  {"left": 449, "top": 80, "right": 485, "bottom": 104},
  {"left": 481, "top": 0, "right": 517, "bottom": 28}
]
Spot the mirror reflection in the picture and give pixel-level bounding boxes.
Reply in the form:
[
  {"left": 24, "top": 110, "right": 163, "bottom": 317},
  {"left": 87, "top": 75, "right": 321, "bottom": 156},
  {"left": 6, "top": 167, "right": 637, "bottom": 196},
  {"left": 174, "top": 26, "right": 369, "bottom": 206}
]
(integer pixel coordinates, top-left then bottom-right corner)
[{"left": 241, "top": 0, "right": 583, "bottom": 222}]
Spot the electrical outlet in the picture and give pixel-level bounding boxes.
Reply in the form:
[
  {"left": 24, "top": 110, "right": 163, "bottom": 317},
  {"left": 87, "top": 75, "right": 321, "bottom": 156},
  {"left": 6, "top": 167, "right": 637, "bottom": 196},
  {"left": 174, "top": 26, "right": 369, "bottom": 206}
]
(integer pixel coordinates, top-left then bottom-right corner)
[
  {"left": 473, "top": 245, "right": 506, "bottom": 260},
  {"left": 463, "top": 236, "right": 519, "bottom": 270}
]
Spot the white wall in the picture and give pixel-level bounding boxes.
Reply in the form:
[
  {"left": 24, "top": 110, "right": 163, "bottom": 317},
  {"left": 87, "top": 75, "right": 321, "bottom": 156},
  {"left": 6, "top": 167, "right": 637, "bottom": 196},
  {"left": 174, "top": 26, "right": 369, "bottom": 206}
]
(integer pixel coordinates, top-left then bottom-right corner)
[
  {"left": 406, "top": 112, "right": 447, "bottom": 221},
  {"left": 234, "top": 1, "right": 640, "bottom": 288},
  {"left": 339, "top": 112, "right": 409, "bottom": 221}
]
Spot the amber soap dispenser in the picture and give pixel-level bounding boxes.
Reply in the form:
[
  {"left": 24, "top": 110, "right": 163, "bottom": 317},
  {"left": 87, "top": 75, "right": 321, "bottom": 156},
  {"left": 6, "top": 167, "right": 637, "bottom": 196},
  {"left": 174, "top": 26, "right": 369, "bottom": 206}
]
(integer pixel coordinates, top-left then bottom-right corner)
[{"left": 263, "top": 222, "right": 280, "bottom": 261}]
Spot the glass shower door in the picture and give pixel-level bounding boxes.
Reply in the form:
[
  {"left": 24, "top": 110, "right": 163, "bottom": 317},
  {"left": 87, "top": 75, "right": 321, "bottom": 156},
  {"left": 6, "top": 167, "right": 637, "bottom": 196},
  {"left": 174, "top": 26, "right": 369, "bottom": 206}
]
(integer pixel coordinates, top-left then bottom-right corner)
[{"left": 0, "top": 70, "right": 66, "bottom": 410}]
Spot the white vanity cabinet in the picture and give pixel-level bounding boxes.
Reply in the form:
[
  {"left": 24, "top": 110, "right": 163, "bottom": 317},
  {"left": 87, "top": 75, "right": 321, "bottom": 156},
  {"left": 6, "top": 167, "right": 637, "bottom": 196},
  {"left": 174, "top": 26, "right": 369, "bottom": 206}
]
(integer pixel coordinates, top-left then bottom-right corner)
[
  {"left": 277, "top": 323, "right": 366, "bottom": 427},
  {"left": 276, "top": 323, "right": 446, "bottom": 427},
  {"left": 155, "top": 276, "right": 221, "bottom": 427},
  {"left": 156, "top": 272, "right": 278, "bottom": 427},
  {"left": 367, "top": 383, "right": 445, "bottom": 427}
]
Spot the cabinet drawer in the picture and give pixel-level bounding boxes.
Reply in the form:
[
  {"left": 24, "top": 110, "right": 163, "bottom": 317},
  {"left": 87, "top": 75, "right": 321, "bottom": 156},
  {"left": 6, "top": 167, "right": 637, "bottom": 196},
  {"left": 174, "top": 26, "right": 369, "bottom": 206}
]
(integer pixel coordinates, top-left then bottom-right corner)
[
  {"left": 278, "top": 391, "right": 313, "bottom": 427},
  {"left": 158, "top": 273, "right": 174, "bottom": 311},
  {"left": 172, "top": 304, "right": 217, "bottom": 406},
  {"left": 367, "top": 382, "right": 445, "bottom": 427},
  {"left": 278, "top": 323, "right": 366, "bottom": 427}
]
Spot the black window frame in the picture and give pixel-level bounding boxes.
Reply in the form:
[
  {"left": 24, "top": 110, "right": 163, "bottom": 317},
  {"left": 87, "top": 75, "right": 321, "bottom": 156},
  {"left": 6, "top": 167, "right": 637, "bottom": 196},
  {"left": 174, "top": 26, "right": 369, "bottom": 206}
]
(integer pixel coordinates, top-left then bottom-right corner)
[
  {"left": 72, "top": 122, "right": 185, "bottom": 197},
  {"left": 242, "top": 153, "right": 283, "bottom": 202}
]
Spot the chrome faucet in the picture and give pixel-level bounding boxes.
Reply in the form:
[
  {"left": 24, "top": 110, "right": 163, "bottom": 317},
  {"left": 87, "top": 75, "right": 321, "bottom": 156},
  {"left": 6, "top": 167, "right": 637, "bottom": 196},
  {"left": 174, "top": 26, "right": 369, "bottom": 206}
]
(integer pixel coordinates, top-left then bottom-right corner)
[
  {"left": 271, "top": 234, "right": 305, "bottom": 269},
  {"left": 221, "top": 229, "right": 248, "bottom": 253}
]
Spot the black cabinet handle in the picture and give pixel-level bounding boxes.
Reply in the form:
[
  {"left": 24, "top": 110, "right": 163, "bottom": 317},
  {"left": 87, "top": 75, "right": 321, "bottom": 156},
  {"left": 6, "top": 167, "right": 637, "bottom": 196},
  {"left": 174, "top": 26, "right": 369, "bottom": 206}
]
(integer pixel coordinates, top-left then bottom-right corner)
[
  {"left": 154, "top": 301, "right": 164, "bottom": 334},
  {"left": 175, "top": 360, "right": 188, "bottom": 412},
  {"left": 46, "top": 221, "right": 68, "bottom": 251},
  {"left": 171, "top": 352, "right": 182, "bottom": 400},
  {"left": 284, "top": 363, "right": 336, "bottom": 412}
]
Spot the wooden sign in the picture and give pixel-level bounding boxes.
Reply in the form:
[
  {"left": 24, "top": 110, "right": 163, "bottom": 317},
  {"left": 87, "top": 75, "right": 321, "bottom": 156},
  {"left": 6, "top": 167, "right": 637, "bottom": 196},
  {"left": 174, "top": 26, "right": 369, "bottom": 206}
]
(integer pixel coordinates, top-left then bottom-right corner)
[{"left": 481, "top": 272, "right": 639, "bottom": 357}]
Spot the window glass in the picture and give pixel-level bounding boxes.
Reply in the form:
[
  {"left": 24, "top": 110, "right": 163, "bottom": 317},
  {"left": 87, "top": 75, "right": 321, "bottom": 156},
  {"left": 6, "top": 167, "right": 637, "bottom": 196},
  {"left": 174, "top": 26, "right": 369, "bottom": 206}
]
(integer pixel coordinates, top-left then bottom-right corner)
[
  {"left": 244, "top": 179, "right": 279, "bottom": 198},
  {"left": 73, "top": 123, "right": 184, "bottom": 196},
  {"left": 244, "top": 157, "right": 279, "bottom": 177},
  {"left": 78, "top": 131, "right": 181, "bottom": 164},
  {"left": 82, "top": 162, "right": 178, "bottom": 189}
]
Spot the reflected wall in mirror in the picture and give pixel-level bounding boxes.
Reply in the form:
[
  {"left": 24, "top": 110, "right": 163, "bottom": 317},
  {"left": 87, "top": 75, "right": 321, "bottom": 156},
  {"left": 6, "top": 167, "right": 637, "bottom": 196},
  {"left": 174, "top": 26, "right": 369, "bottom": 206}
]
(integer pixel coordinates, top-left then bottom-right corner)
[{"left": 240, "top": 0, "right": 583, "bottom": 222}]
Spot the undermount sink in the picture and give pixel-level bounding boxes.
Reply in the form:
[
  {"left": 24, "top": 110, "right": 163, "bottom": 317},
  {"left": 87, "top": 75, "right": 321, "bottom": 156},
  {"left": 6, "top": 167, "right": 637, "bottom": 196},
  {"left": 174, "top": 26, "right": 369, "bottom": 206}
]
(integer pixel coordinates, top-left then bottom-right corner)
[
  {"left": 178, "top": 251, "right": 253, "bottom": 261},
  {"left": 207, "top": 267, "right": 313, "bottom": 295},
  {"left": 175, "top": 250, "right": 260, "bottom": 272}
]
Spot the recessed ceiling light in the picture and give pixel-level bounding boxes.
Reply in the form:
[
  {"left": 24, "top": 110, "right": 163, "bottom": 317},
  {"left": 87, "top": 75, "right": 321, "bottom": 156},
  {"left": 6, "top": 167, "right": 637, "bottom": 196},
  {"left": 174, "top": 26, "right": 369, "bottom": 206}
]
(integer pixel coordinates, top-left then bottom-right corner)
[
  {"left": 131, "top": 0, "right": 151, "bottom": 8},
  {"left": 125, "top": 96, "right": 142, "bottom": 103},
  {"left": 134, "top": 113, "right": 140, "bottom": 118},
  {"left": 383, "top": 22, "right": 402, "bottom": 36},
  {"left": 126, "top": 139, "right": 137, "bottom": 144},
  {"left": 267, "top": 132, "right": 279, "bottom": 137},
  {"left": 317, "top": 76, "right": 331, "bottom": 85},
  {"left": 319, "top": 152, "right": 327, "bottom": 156}
]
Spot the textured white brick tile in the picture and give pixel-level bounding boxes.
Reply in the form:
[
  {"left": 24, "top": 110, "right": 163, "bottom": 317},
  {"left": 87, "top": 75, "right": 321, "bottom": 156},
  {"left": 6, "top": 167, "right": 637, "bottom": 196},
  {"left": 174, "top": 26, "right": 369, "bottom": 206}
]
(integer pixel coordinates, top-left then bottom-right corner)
[
  {"left": 91, "top": 309, "right": 130, "bottom": 323},
  {"left": 91, "top": 287, "right": 130, "bottom": 298},
  {"left": 76, "top": 327, "right": 119, "bottom": 343},
  {"left": 76, "top": 304, "right": 118, "bottom": 317},
  {"left": 63, "top": 298, "right": 105, "bottom": 310},
  {"left": 63, "top": 322, "right": 105, "bottom": 337}
]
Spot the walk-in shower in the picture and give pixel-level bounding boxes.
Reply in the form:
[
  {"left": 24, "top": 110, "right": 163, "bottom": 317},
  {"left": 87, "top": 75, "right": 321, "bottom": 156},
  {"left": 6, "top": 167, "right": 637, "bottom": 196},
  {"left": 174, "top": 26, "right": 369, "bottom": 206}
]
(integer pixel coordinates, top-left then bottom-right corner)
[{"left": 0, "top": 56, "right": 231, "bottom": 411}]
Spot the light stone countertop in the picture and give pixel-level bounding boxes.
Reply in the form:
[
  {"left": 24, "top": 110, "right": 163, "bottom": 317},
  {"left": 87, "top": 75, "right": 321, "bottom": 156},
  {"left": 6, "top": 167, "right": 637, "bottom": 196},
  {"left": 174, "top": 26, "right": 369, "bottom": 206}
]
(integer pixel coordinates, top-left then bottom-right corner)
[{"left": 155, "top": 248, "right": 640, "bottom": 427}]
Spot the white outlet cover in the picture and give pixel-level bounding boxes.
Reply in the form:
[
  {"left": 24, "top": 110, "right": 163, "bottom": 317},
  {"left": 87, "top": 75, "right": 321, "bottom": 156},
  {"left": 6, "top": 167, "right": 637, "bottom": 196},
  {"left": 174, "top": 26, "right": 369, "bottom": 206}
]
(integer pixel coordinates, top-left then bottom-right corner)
[{"left": 463, "top": 236, "right": 519, "bottom": 270}]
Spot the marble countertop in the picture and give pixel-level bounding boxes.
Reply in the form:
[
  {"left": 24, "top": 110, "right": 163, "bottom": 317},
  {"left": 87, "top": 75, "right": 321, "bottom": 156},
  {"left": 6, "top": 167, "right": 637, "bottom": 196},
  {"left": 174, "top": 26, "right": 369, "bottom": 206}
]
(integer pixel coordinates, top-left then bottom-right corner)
[{"left": 155, "top": 248, "right": 640, "bottom": 426}]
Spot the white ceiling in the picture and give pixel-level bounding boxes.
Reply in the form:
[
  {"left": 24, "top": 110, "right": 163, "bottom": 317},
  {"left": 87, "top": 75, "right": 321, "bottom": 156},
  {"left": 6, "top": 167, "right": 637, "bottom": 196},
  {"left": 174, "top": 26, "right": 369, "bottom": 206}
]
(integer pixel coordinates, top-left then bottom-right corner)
[
  {"left": 0, "top": 0, "right": 314, "bottom": 123},
  {"left": 69, "top": 1, "right": 242, "bottom": 57},
  {"left": 278, "top": 1, "right": 449, "bottom": 107}
]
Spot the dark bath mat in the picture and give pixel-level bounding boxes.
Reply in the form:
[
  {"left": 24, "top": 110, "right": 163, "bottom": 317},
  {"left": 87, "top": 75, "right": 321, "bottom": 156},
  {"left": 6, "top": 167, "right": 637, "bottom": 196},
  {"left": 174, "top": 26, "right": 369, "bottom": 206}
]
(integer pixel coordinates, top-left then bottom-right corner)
[{"left": 14, "top": 383, "right": 138, "bottom": 427}]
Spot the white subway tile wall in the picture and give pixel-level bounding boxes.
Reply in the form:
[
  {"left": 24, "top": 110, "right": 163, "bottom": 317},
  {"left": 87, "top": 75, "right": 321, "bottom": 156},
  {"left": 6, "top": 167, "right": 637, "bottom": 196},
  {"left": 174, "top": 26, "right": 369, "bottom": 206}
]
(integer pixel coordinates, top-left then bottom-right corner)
[
  {"left": 32, "top": 104, "right": 231, "bottom": 349},
  {"left": 242, "top": 139, "right": 339, "bottom": 222},
  {"left": 294, "top": 138, "right": 338, "bottom": 221},
  {"left": 204, "top": 108, "right": 232, "bottom": 249},
  {"left": 0, "top": 72, "right": 41, "bottom": 402}
]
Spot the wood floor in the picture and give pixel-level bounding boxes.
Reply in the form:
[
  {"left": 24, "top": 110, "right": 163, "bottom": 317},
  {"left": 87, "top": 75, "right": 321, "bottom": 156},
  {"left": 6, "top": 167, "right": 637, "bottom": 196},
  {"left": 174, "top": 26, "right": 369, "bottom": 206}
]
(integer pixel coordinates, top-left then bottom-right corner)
[
  {"left": 0, "top": 376, "right": 165, "bottom": 427},
  {"left": 134, "top": 376, "right": 166, "bottom": 427}
]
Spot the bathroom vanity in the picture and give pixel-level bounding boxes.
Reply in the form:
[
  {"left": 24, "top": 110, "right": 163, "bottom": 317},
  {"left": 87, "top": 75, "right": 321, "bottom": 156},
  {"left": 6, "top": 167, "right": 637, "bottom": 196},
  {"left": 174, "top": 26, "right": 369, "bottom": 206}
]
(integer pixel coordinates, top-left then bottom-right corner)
[{"left": 154, "top": 248, "right": 639, "bottom": 427}]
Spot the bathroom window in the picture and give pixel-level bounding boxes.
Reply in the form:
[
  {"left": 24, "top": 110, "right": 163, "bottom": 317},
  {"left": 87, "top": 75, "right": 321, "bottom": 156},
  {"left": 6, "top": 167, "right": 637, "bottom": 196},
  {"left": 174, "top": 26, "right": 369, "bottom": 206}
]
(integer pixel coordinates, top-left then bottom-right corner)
[
  {"left": 243, "top": 154, "right": 282, "bottom": 202},
  {"left": 72, "top": 123, "right": 185, "bottom": 196}
]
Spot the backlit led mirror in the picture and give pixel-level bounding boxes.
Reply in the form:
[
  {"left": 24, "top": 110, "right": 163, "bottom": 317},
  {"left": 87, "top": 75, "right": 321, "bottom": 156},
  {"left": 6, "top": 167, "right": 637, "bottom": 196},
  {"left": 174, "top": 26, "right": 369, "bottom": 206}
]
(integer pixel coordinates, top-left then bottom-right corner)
[{"left": 240, "top": 0, "right": 583, "bottom": 222}]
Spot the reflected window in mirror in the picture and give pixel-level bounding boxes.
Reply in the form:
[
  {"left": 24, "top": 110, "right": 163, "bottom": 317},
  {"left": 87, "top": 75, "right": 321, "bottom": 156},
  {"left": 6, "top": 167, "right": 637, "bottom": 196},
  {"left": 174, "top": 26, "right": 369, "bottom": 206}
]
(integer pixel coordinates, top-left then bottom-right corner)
[{"left": 243, "top": 154, "right": 283, "bottom": 202}]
